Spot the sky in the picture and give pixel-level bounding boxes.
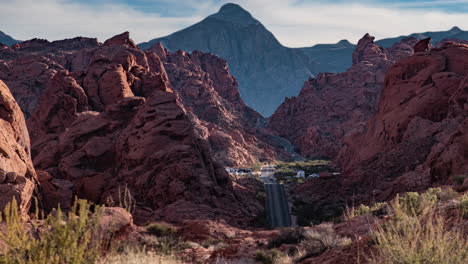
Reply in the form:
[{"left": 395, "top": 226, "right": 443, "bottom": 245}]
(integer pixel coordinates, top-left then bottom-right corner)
[{"left": 1, "top": 0, "right": 468, "bottom": 47}]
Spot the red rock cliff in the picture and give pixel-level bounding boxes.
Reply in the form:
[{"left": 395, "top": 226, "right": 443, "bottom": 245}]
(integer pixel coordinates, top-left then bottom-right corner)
[
  {"left": 23, "top": 32, "right": 260, "bottom": 225},
  {"left": 0, "top": 80, "right": 36, "bottom": 217},
  {"left": 148, "top": 43, "right": 291, "bottom": 166},
  {"left": 268, "top": 34, "right": 416, "bottom": 159},
  {"left": 338, "top": 41, "right": 468, "bottom": 202}
]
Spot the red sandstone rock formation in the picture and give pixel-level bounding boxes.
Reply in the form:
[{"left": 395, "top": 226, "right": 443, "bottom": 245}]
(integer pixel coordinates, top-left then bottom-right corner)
[
  {"left": 148, "top": 43, "right": 289, "bottom": 166},
  {"left": 338, "top": 41, "right": 468, "bottom": 202},
  {"left": 413, "top": 37, "right": 432, "bottom": 52},
  {"left": 24, "top": 33, "right": 261, "bottom": 225},
  {"left": 268, "top": 34, "right": 413, "bottom": 159},
  {"left": 0, "top": 80, "right": 36, "bottom": 217}
]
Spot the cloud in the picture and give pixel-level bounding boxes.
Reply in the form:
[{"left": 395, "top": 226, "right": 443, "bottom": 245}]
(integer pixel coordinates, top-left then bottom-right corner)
[
  {"left": 0, "top": 0, "right": 204, "bottom": 43},
  {"left": 221, "top": 0, "right": 468, "bottom": 46},
  {"left": 1, "top": 0, "right": 468, "bottom": 47}
]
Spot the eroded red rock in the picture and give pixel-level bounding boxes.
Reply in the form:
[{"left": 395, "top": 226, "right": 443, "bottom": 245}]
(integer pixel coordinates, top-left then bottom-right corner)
[
  {"left": 24, "top": 33, "right": 261, "bottom": 226},
  {"left": 148, "top": 43, "right": 291, "bottom": 166},
  {"left": 0, "top": 80, "right": 36, "bottom": 217},
  {"left": 268, "top": 34, "right": 412, "bottom": 159},
  {"left": 339, "top": 41, "right": 468, "bottom": 202}
]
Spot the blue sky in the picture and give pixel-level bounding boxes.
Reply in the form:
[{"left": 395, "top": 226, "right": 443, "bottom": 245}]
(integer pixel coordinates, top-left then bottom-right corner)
[{"left": 1, "top": 0, "right": 468, "bottom": 46}]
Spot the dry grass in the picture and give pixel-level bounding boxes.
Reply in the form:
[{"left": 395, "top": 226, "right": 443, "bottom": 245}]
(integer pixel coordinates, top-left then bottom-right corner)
[
  {"left": 98, "top": 247, "right": 180, "bottom": 264},
  {"left": 345, "top": 202, "right": 387, "bottom": 220},
  {"left": 368, "top": 189, "right": 468, "bottom": 264}
]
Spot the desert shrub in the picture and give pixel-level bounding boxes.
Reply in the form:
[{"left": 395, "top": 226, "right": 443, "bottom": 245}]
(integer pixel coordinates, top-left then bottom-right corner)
[
  {"left": 144, "top": 223, "right": 186, "bottom": 255},
  {"left": 274, "top": 160, "right": 332, "bottom": 179},
  {"left": 369, "top": 190, "right": 468, "bottom": 264},
  {"left": 98, "top": 246, "right": 179, "bottom": 264},
  {"left": 255, "top": 249, "right": 288, "bottom": 264},
  {"left": 269, "top": 227, "right": 305, "bottom": 248},
  {"left": 345, "top": 202, "right": 388, "bottom": 220},
  {"left": 201, "top": 238, "right": 225, "bottom": 249},
  {"left": 451, "top": 174, "right": 467, "bottom": 185},
  {"left": 435, "top": 187, "right": 459, "bottom": 202},
  {"left": 0, "top": 198, "right": 104, "bottom": 264},
  {"left": 303, "top": 223, "right": 351, "bottom": 249},
  {"left": 118, "top": 184, "right": 136, "bottom": 214},
  {"left": 459, "top": 193, "right": 468, "bottom": 219},
  {"left": 396, "top": 189, "right": 439, "bottom": 217},
  {"left": 146, "top": 222, "right": 177, "bottom": 237},
  {"left": 293, "top": 200, "right": 344, "bottom": 226}
]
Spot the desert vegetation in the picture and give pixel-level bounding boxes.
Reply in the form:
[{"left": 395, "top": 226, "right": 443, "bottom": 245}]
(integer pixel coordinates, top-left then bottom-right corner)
[
  {"left": 0, "top": 198, "right": 103, "bottom": 264},
  {"left": 274, "top": 160, "right": 332, "bottom": 180},
  {"left": 368, "top": 188, "right": 468, "bottom": 263}
]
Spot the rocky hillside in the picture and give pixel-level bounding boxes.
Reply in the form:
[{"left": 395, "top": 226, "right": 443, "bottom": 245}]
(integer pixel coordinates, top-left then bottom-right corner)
[
  {"left": 0, "top": 31, "right": 20, "bottom": 46},
  {"left": 339, "top": 41, "right": 468, "bottom": 202},
  {"left": 268, "top": 34, "right": 417, "bottom": 159},
  {"left": 147, "top": 43, "right": 291, "bottom": 166},
  {"left": 0, "top": 32, "right": 262, "bottom": 225}
]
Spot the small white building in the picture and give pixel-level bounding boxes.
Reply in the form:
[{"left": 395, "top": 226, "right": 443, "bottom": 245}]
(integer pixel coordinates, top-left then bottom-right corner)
[{"left": 296, "top": 170, "right": 305, "bottom": 178}]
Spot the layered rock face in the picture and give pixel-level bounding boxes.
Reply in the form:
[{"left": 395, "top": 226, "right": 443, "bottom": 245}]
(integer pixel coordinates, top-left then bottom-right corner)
[
  {"left": 268, "top": 34, "right": 417, "bottom": 159},
  {"left": 0, "top": 80, "right": 36, "bottom": 217},
  {"left": 339, "top": 41, "right": 468, "bottom": 202},
  {"left": 148, "top": 44, "right": 287, "bottom": 166},
  {"left": 16, "top": 32, "right": 261, "bottom": 225},
  {"left": 0, "top": 37, "right": 100, "bottom": 118}
]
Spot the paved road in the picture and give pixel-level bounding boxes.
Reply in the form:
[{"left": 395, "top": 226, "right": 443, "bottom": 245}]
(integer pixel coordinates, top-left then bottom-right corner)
[{"left": 265, "top": 183, "right": 292, "bottom": 228}]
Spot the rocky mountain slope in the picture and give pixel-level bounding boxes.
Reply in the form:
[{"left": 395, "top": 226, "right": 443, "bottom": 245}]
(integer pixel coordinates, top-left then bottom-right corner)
[
  {"left": 139, "top": 4, "right": 319, "bottom": 116},
  {"left": 268, "top": 34, "right": 417, "bottom": 159},
  {"left": 139, "top": 3, "right": 468, "bottom": 117},
  {"left": 146, "top": 43, "right": 292, "bottom": 166},
  {"left": 376, "top": 26, "right": 468, "bottom": 47},
  {"left": 0, "top": 32, "right": 262, "bottom": 225},
  {"left": 339, "top": 41, "right": 468, "bottom": 202},
  {"left": 0, "top": 31, "right": 20, "bottom": 46}
]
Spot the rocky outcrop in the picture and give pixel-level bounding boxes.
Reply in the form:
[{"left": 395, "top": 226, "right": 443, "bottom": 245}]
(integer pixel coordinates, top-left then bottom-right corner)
[
  {"left": 0, "top": 56, "right": 65, "bottom": 118},
  {"left": 413, "top": 37, "right": 431, "bottom": 52},
  {"left": 268, "top": 34, "right": 412, "bottom": 159},
  {"left": 148, "top": 44, "right": 290, "bottom": 166},
  {"left": 338, "top": 41, "right": 468, "bottom": 202},
  {"left": 26, "top": 33, "right": 261, "bottom": 225},
  {"left": 0, "top": 80, "right": 36, "bottom": 217}
]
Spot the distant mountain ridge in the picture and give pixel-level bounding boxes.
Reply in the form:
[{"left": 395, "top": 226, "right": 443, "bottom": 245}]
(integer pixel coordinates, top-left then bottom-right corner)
[
  {"left": 0, "top": 31, "right": 20, "bottom": 46},
  {"left": 376, "top": 26, "right": 468, "bottom": 47},
  {"left": 139, "top": 3, "right": 320, "bottom": 116},
  {"left": 140, "top": 3, "right": 468, "bottom": 116}
]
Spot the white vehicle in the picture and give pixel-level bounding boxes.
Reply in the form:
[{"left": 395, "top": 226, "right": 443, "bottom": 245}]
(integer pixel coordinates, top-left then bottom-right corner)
[{"left": 309, "top": 173, "right": 320, "bottom": 178}]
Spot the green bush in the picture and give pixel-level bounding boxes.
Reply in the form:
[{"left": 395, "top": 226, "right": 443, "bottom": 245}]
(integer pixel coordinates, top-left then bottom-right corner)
[
  {"left": 274, "top": 160, "right": 332, "bottom": 179},
  {"left": 451, "top": 174, "right": 467, "bottom": 185},
  {"left": 269, "top": 227, "right": 305, "bottom": 248},
  {"left": 460, "top": 193, "right": 468, "bottom": 219},
  {"left": 293, "top": 200, "right": 344, "bottom": 226},
  {"left": 145, "top": 222, "right": 177, "bottom": 237},
  {"left": 345, "top": 202, "right": 388, "bottom": 220},
  {"left": 396, "top": 189, "right": 439, "bottom": 217},
  {"left": 0, "top": 198, "right": 103, "bottom": 264},
  {"left": 254, "top": 249, "right": 286, "bottom": 264}
]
